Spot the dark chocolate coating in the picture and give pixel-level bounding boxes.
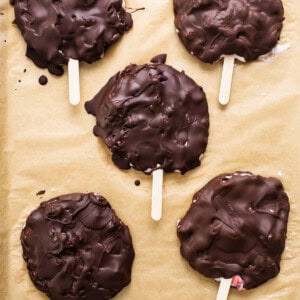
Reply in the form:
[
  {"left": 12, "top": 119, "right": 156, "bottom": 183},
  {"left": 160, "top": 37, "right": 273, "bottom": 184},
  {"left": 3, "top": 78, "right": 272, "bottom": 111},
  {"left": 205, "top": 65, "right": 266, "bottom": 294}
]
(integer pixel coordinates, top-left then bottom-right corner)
[
  {"left": 174, "top": 0, "right": 284, "bottom": 63},
  {"left": 13, "top": 0, "right": 132, "bottom": 75},
  {"left": 177, "top": 172, "right": 289, "bottom": 289},
  {"left": 85, "top": 55, "right": 209, "bottom": 175},
  {"left": 21, "top": 193, "right": 134, "bottom": 300}
]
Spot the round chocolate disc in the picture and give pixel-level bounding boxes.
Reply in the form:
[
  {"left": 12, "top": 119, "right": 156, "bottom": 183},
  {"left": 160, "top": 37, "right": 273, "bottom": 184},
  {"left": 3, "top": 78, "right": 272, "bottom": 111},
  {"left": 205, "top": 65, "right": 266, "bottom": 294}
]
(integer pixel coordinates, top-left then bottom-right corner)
[
  {"left": 177, "top": 171, "right": 289, "bottom": 289},
  {"left": 13, "top": 0, "right": 133, "bottom": 75},
  {"left": 174, "top": 0, "right": 284, "bottom": 63},
  {"left": 85, "top": 54, "right": 209, "bottom": 175},
  {"left": 21, "top": 193, "right": 135, "bottom": 299}
]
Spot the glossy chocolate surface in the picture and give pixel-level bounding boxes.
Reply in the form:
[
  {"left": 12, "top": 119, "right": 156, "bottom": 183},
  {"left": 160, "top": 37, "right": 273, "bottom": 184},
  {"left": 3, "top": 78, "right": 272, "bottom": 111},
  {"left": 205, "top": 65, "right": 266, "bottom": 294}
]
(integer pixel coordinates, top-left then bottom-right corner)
[
  {"left": 177, "top": 172, "right": 289, "bottom": 289},
  {"left": 85, "top": 55, "right": 209, "bottom": 175},
  {"left": 174, "top": 0, "right": 284, "bottom": 63},
  {"left": 13, "top": 0, "right": 132, "bottom": 75},
  {"left": 21, "top": 193, "right": 134, "bottom": 299}
]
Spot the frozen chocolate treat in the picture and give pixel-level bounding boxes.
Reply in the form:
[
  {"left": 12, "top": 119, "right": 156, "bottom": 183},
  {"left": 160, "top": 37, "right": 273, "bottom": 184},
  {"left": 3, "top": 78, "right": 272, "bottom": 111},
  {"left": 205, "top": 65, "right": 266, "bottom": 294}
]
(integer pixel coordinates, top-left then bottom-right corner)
[
  {"left": 177, "top": 172, "right": 289, "bottom": 289},
  {"left": 174, "top": 0, "right": 284, "bottom": 63},
  {"left": 85, "top": 54, "right": 209, "bottom": 175},
  {"left": 21, "top": 193, "right": 134, "bottom": 300},
  {"left": 13, "top": 0, "right": 133, "bottom": 75}
]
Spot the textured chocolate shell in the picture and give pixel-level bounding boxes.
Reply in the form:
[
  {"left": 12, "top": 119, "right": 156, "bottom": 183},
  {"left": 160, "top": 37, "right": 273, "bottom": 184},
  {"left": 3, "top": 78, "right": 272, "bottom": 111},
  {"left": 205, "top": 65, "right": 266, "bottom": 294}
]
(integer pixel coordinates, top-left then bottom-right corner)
[
  {"left": 13, "top": 0, "right": 133, "bottom": 75},
  {"left": 177, "top": 171, "right": 289, "bottom": 289},
  {"left": 85, "top": 54, "right": 209, "bottom": 175},
  {"left": 174, "top": 0, "right": 284, "bottom": 63},
  {"left": 21, "top": 193, "right": 135, "bottom": 300}
]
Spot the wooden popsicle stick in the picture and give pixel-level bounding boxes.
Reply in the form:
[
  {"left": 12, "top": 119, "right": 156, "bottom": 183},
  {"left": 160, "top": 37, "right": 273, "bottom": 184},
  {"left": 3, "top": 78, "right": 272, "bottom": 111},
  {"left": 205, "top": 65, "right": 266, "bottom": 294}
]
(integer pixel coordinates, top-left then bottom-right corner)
[
  {"left": 216, "top": 278, "right": 232, "bottom": 300},
  {"left": 151, "top": 169, "right": 164, "bottom": 221},
  {"left": 219, "top": 55, "right": 235, "bottom": 106},
  {"left": 68, "top": 58, "right": 80, "bottom": 105}
]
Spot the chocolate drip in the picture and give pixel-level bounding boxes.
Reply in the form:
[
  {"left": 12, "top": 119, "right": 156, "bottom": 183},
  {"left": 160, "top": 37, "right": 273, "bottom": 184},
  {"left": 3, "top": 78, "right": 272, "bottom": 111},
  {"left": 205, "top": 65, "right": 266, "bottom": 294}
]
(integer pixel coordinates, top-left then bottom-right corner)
[
  {"left": 85, "top": 55, "right": 209, "bottom": 175},
  {"left": 177, "top": 172, "right": 289, "bottom": 289},
  {"left": 21, "top": 193, "right": 135, "bottom": 300},
  {"left": 13, "top": 0, "right": 133, "bottom": 75},
  {"left": 174, "top": 0, "right": 284, "bottom": 63}
]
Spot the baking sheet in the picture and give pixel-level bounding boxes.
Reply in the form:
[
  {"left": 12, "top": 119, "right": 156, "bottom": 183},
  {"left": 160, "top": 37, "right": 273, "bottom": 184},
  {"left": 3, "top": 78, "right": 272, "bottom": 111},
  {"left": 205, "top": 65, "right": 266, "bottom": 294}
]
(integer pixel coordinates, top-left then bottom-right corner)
[{"left": 1, "top": 0, "right": 300, "bottom": 299}]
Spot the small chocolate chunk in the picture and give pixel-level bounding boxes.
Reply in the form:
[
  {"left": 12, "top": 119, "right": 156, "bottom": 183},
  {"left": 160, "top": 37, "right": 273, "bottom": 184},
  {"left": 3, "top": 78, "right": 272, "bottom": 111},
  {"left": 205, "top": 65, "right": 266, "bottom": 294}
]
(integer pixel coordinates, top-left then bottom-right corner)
[
  {"left": 21, "top": 193, "right": 135, "bottom": 300},
  {"left": 174, "top": 0, "right": 284, "bottom": 63},
  {"left": 85, "top": 55, "right": 209, "bottom": 175},
  {"left": 13, "top": 0, "right": 133, "bottom": 75},
  {"left": 177, "top": 172, "right": 290, "bottom": 289}
]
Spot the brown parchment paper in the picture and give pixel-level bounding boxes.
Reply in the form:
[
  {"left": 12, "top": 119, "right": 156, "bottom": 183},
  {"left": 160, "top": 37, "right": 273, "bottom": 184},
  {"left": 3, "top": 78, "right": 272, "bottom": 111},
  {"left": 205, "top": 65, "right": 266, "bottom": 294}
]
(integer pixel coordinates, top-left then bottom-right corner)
[{"left": 1, "top": 0, "right": 300, "bottom": 299}]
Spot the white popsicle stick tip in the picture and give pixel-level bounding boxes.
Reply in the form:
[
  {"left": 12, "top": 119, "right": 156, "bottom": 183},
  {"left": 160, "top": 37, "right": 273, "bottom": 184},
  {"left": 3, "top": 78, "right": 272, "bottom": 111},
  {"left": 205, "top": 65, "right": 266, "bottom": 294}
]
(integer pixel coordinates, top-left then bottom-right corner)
[
  {"left": 151, "top": 169, "right": 164, "bottom": 221},
  {"left": 216, "top": 278, "right": 232, "bottom": 300},
  {"left": 68, "top": 58, "right": 80, "bottom": 106},
  {"left": 219, "top": 55, "right": 235, "bottom": 106}
]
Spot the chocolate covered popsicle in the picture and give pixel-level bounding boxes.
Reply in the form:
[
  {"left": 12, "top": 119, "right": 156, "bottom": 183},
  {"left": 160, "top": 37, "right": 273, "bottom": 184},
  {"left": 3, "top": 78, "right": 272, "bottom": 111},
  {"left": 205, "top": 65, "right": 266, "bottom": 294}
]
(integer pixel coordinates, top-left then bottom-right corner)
[
  {"left": 21, "top": 193, "right": 135, "bottom": 300},
  {"left": 12, "top": 0, "right": 133, "bottom": 76},
  {"left": 85, "top": 54, "right": 209, "bottom": 220},
  {"left": 12, "top": 0, "right": 133, "bottom": 104},
  {"left": 177, "top": 171, "right": 290, "bottom": 291},
  {"left": 173, "top": 0, "right": 285, "bottom": 104}
]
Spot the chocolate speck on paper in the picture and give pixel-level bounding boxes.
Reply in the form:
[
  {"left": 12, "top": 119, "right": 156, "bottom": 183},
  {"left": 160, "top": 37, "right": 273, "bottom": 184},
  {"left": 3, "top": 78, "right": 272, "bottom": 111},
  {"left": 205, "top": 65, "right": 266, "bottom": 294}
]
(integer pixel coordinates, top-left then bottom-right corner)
[
  {"left": 134, "top": 180, "right": 141, "bottom": 186},
  {"left": 23, "top": 69, "right": 27, "bottom": 73},
  {"left": 38, "top": 75, "right": 48, "bottom": 85},
  {"left": 36, "top": 190, "right": 46, "bottom": 196}
]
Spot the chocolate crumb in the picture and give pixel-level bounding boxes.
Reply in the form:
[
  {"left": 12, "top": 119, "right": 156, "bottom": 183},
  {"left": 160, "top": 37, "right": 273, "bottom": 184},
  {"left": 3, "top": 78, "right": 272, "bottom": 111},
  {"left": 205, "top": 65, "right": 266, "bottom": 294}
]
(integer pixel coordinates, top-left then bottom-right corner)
[
  {"left": 23, "top": 69, "right": 27, "bottom": 73},
  {"left": 36, "top": 190, "right": 46, "bottom": 196},
  {"left": 134, "top": 180, "right": 141, "bottom": 186},
  {"left": 18, "top": 79, "right": 21, "bottom": 83},
  {"left": 38, "top": 75, "right": 48, "bottom": 85}
]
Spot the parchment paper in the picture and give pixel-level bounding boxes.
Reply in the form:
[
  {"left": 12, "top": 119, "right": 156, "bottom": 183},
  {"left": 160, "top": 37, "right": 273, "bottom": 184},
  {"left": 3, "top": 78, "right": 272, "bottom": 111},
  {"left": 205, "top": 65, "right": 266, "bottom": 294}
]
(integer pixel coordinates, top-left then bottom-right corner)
[{"left": 0, "top": 0, "right": 300, "bottom": 299}]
